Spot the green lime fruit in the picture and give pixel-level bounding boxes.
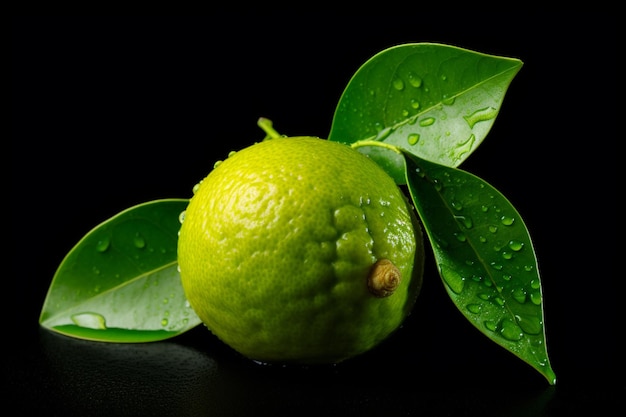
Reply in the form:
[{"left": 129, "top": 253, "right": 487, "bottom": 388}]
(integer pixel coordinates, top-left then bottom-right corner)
[{"left": 177, "top": 120, "right": 424, "bottom": 364}]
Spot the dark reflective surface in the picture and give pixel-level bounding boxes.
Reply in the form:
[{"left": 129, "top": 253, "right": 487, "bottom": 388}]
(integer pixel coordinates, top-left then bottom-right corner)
[{"left": 11, "top": 14, "right": 619, "bottom": 416}]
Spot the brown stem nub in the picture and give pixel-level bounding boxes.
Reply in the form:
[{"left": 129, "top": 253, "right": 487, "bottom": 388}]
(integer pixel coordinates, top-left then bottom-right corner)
[{"left": 367, "top": 259, "right": 401, "bottom": 297}]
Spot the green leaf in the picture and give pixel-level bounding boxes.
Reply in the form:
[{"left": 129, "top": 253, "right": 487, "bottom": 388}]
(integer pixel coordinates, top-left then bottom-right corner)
[
  {"left": 39, "top": 199, "right": 202, "bottom": 342},
  {"left": 403, "top": 151, "right": 556, "bottom": 385},
  {"left": 328, "top": 43, "right": 523, "bottom": 184}
]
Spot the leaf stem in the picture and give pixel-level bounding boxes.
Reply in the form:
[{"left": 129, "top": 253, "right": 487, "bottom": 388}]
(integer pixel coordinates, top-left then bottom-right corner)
[
  {"left": 350, "top": 140, "right": 402, "bottom": 154},
  {"left": 257, "top": 117, "right": 282, "bottom": 140}
]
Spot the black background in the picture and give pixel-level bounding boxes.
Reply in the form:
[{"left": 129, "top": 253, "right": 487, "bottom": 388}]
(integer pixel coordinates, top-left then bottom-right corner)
[{"left": 10, "top": 14, "right": 619, "bottom": 416}]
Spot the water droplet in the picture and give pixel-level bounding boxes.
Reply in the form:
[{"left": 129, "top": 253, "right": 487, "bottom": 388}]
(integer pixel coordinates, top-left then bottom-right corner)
[
  {"left": 463, "top": 106, "right": 498, "bottom": 129},
  {"left": 133, "top": 233, "right": 146, "bottom": 249},
  {"left": 499, "top": 319, "right": 523, "bottom": 341},
  {"left": 490, "top": 262, "right": 503, "bottom": 271},
  {"left": 488, "top": 225, "right": 498, "bottom": 233},
  {"left": 508, "top": 240, "right": 524, "bottom": 251},
  {"left": 467, "top": 304, "right": 481, "bottom": 314},
  {"left": 515, "top": 314, "right": 542, "bottom": 335},
  {"left": 454, "top": 232, "right": 466, "bottom": 242},
  {"left": 392, "top": 78, "right": 405, "bottom": 91},
  {"left": 442, "top": 95, "right": 455, "bottom": 105},
  {"left": 419, "top": 117, "right": 435, "bottom": 127},
  {"left": 179, "top": 210, "right": 186, "bottom": 224},
  {"left": 213, "top": 160, "right": 223, "bottom": 169},
  {"left": 451, "top": 201, "right": 463, "bottom": 211},
  {"left": 501, "top": 251, "right": 513, "bottom": 260},
  {"left": 484, "top": 320, "right": 497, "bottom": 332},
  {"left": 500, "top": 215, "right": 515, "bottom": 226},
  {"left": 375, "top": 126, "right": 393, "bottom": 141},
  {"left": 161, "top": 318, "right": 169, "bottom": 326},
  {"left": 71, "top": 312, "right": 107, "bottom": 330},
  {"left": 407, "top": 133, "right": 420, "bottom": 145},
  {"left": 410, "top": 99, "right": 420, "bottom": 109},
  {"left": 452, "top": 134, "right": 476, "bottom": 162},
  {"left": 440, "top": 264, "right": 464, "bottom": 294},
  {"left": 479, "top": 236, "right": 487, "bottom": 243},
  {"left": 440, "top": 74, "right": 447, "bottom": 81},
  {"left": 530, "top": 279, "right": 540, "bottom": 289},
  {"left": 512, "top": 287, "right": 527, "bottom": 303},
  {"left": 478, "top": 293, "right": 490, "bottom": 300},
  {"left": 192, "top": 181, "right": 202, "bottom": 194},
  {"left": 228, "top": 150, "right": 237, "bottom": 158},
  {"left": 95, "top": 237, "right": 110, "bottom": 253},
  {"left": 455, "top": 215, "right": 473, "bottom": 229},
  {"left": 481, "top": 205, "right": 489, "bottom": 212},
  {"left": 408, "top": 73, "right": 422, "bottom": 88},
  {"left": 530, "top": 291, "right": 542, "bottom": 305}
]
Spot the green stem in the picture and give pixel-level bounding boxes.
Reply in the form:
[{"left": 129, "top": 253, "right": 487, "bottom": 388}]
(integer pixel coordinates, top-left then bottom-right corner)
[
  {"left": 350, "top": 140, "right": 402, "bottom": 154},
  {"left": 257, "top": 117, "right": 282, "bottom": 140}
]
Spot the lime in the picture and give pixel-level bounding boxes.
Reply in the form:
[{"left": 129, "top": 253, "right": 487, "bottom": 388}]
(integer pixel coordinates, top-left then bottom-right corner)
[{"left": 178, "top": 123, "right": 424, "bottom": 364}]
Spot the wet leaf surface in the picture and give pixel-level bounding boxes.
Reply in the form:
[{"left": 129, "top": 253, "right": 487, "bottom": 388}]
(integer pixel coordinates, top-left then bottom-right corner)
[
  {"left": 39, "top": 199, "right": 201, "bottom": 342},
  {"left": 403, "top": 151, "right": 556, "bottom": 384}
]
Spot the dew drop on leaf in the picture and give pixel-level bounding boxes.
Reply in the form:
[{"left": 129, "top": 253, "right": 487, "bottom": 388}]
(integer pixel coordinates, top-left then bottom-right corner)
[
  {"left": 419, "top": 117, "right": 435, "bottom": 127},
  {"left": 499, "top": 319, "right": 523, "bottom": 341},
  {"left": 133, "top": 233, "right": 146, "bottom": 249},
  {"left": 512, "top": 287, "right": 527, "bottom": 303},
  {"left": 439, "top": 264, "right": 465, "bottom": 294},
  {"left": 484, "top": 320, "right": 497, "bottom": 332},
  {"left": 530, "top": 292, "right": 542, "bottom": 305},
  {"left": 515, "top": 314, "right": 543, "bottom": 335},
  {"left": 490, "top": 262, "right": 503, "bottom": 271},
  {"left": 392, "top": 78, "right": 405, "bottom": 91},
  {"left": 493, "top": 296, "right": 505, "bottom": 307},
  {"left": 463, "top": 106, "right": 499, "bottom": 129},
  {"left": 407, "top": 72, "right": 422, "bottom": 88},
  {"left": 454, "top": 232, "right": 467, "bottom": 242},
  {"left": 500, "top": 215, "right": 515, "bottom": 226},
  {"left": 95, "top": 237, "right": 110, "bottom": 253},
  {"left": 407, "top": 133, "right": 420, "bottom": 145},
  {"left": 375, "top": 127, "right": 393, "bottom": 141},
  {"left": 71, "top": 312, "right": 107, "bottom": 330},
  {"left": 467, "top": 304, "right": 481, "bottom": 314},
  {"left": 442, "top": 95, "right": 455, "bottom": 105}
]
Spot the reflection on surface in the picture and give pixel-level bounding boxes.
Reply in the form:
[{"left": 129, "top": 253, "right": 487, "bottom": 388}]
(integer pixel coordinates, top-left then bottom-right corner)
[{"left": 36, "top": 327, "right": 560, "bottom": 416}]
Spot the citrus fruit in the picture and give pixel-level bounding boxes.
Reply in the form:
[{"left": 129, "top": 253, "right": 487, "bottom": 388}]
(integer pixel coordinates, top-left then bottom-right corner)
[{"left": 177, "top": 122, "right": 424, "bottom": 365}]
